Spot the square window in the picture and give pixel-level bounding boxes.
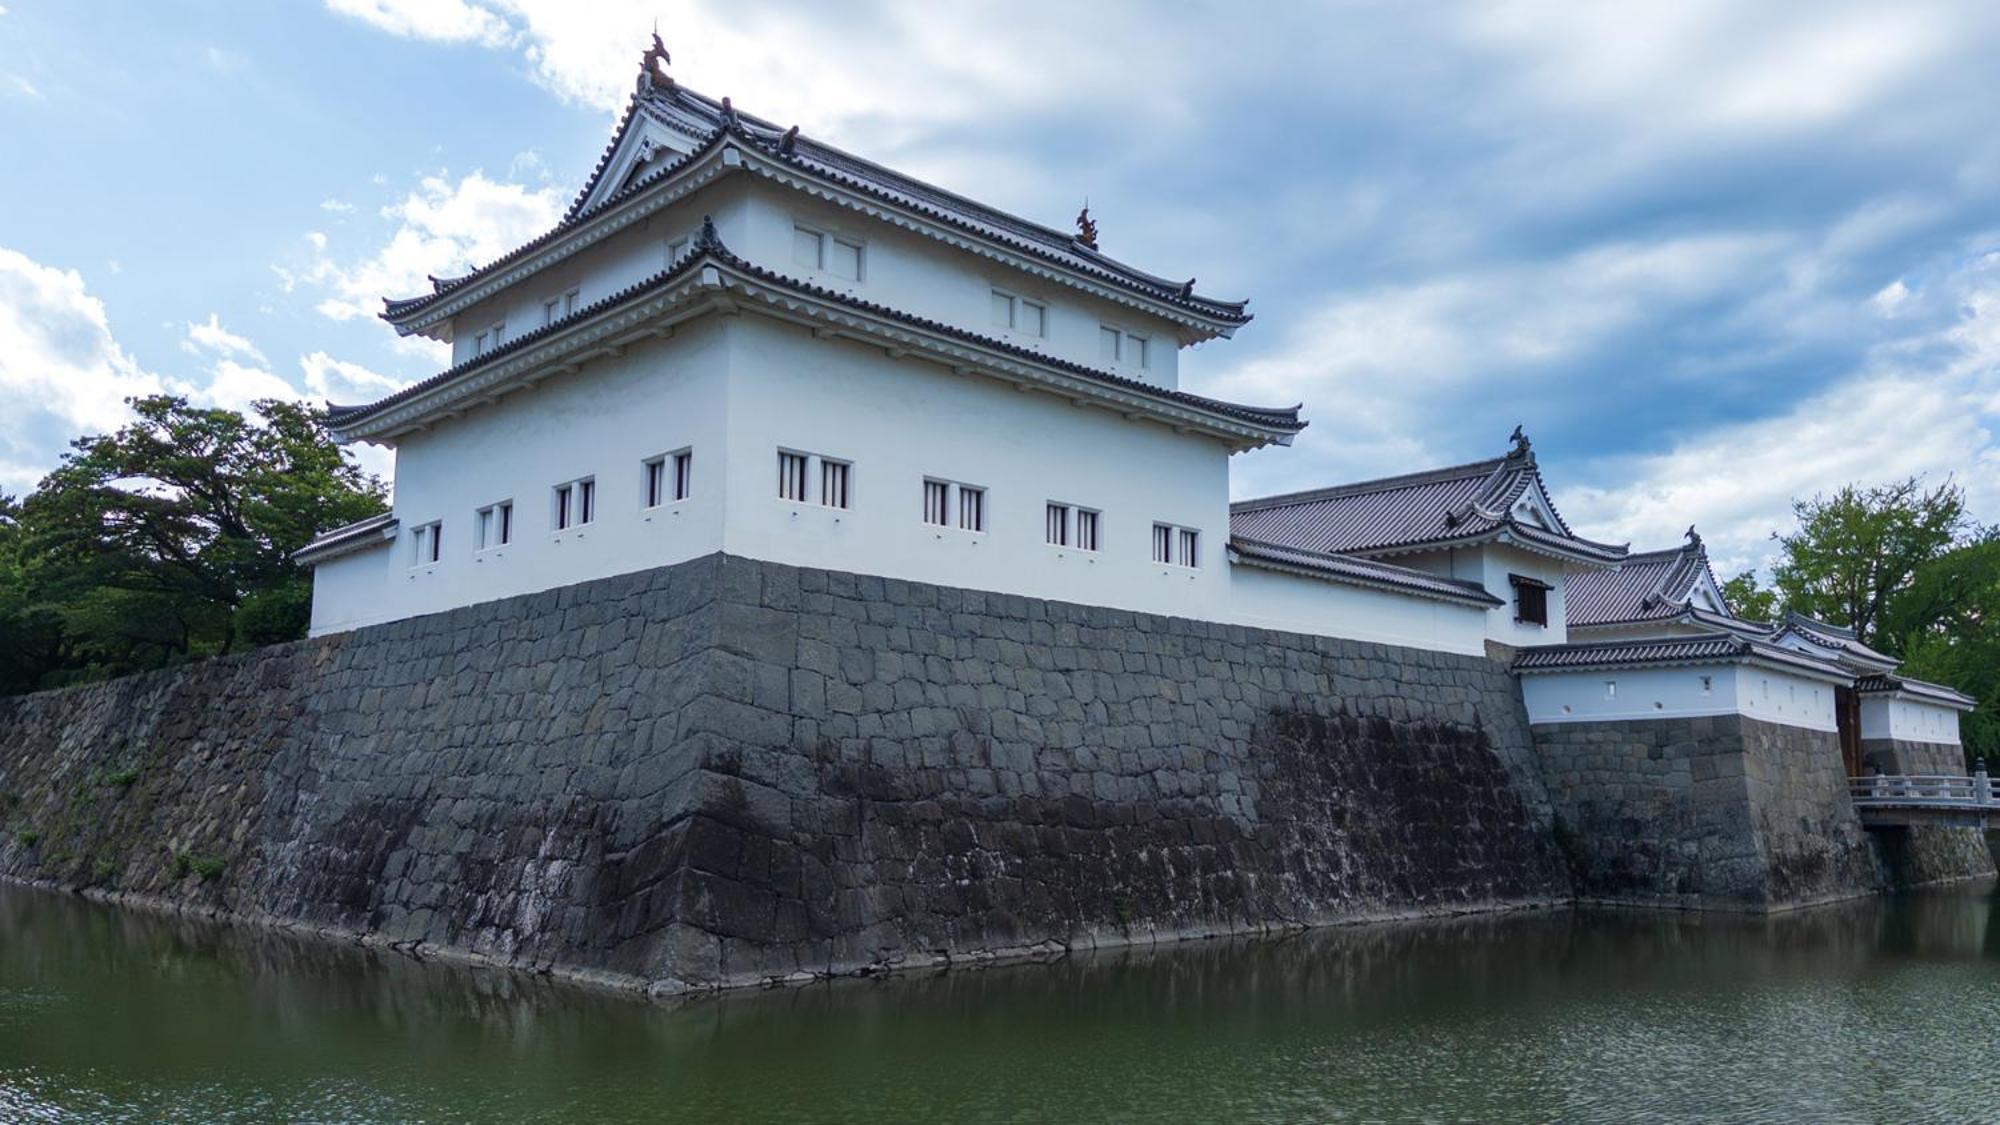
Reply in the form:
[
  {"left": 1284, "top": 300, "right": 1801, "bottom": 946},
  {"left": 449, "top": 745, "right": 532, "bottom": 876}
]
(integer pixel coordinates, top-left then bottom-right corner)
[
  {"left": 1152, "top": 523, "right": 1172, "bottom": 564},
  {"left": 476, "top": 501, "right": 512, "bottom": 549},
  {"left": 1022, "top": 300, "right": 1046, "bottom": 337},
  {"left": 820, "top": 459, "right": 851, "bottom": 509},
  {"left": 1177, "top": 527, "right": 1199, "bottom": 568},
  {"left": 672, "top": 451, "right": 693, "bottom": 501},
  {"left": 1046, "top": 503, "right": 1069, "bottom": 546},
  {"left": 829, "top": 238, "right": 862, "bottom": 281},
  {"left": 1510, "top": 575, "right": 1550, "bottom": 627},
  {"left": 667, "top": 236, "right": 689, "bottom": 262},
  {"left": 991, "top": 290, "right": 1015, "bottom": 328},
  {"left": 644, "top": 456, "right": 667, "bottom": 508},
  {"left": 542, "top": 298, "right": 561, "bottom": 327},
  {"left": 1100, "top": 326, "right": 1122, "bottom": 363},
  {"left": 411, "top": 521, "right": 441, "bottom": 566},
  {"left": 473, "top": 331, "right": 487, "bottom": 355},
  {"left": 1128, "top": 334, "right": 1149, "bottom": 369},
  {"left": 925, "top": 480, "right": 950, "bottom": 526},
  {"left": 958, "top": 486, "right": 984, "bottom": 532},
  {"left": 792, "top": 225, "right": 824, "bottom": 270},
  {"left": 1075, "top": 508, "right": 1099, "bottom": 551},
  {"left": 778, "top": 451, "right": 809, "bottom": 501}
]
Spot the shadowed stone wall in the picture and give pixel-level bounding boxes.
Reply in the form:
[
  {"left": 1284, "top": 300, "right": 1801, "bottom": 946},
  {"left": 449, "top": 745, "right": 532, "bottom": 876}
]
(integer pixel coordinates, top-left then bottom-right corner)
[
  {"left": 1532, "top": 715, "right": 1885, "bottom": 909},
  {"left": 0, "top": 553, "right": 1571, "bottom": 993}
]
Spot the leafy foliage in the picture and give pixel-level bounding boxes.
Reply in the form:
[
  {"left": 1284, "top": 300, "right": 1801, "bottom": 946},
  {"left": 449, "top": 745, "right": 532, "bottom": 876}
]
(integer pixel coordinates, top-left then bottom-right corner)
[
  {"left": 0, "top": 396, "right": 386, "bottom": 694},
  {"left": 1720, "top": 571, "right": 1778, "bottom": 622},
  {"left": 1770, "top": 477, "right": 1967, "bottom": 646}
]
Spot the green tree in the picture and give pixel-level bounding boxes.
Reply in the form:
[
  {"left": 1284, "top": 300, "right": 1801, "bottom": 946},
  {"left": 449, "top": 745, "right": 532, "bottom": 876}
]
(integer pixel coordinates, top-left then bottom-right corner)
[
  {"left": 1880, "top": 536, "right": 2000, "bottom": 765},
  {"left": 1770, "top": 477, "right": 1967, "bottom": 646},
  {"left": 13, "top": 396, "right": 385, "bottom": 683},
  {"left": 1720, "top": 571, "right": 1779, "bottom": 622}
]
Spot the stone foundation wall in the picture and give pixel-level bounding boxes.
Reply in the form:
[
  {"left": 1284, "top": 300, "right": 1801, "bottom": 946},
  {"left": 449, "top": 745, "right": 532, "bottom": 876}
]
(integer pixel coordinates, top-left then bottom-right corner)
[
  {"left": 1858, "top": 737, "right": 1996, "bottom": 886},
  {"left": 1531, "top": 715, "right": 1883, "bottom": 909},
  {"left": 0, "top": 553, "right": 1572, "bottom": 993}
]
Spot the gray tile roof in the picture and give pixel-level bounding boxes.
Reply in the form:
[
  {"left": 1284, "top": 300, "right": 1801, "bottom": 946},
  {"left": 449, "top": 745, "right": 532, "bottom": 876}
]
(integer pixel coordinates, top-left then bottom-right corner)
[
  {"left": 386, "top": 80, "right": 1251, "bottom": 330},
  {"left": 1566, "top": 533, "right": 1721, "bottom": 626},
  {"left": 293, "top": 512, "right": 398, "bottom": 566},
  {"left": 336, "top": 221, "right": 1305, "bottom": 439},
  {"left": 1228, "top": 537, "right": 1504, "bottom": 607},
  {"left": 1772, "top": 611, "right": 1899, "bottom": 670},
  {"left": 1513, "top": 633, "right": 1853, "bottom": 680},
  {"left": 1852, "top": 673, "right": 1978, "bottom": 709},
  {"left": 1229, "top": 443, "right": 1627, "bottom": 565}
]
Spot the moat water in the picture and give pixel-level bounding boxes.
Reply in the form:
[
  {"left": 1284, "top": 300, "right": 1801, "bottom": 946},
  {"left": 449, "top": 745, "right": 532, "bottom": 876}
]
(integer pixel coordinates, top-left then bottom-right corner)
[{"left": 4, "top": 884, "right": 2000, "bottom": 1122}]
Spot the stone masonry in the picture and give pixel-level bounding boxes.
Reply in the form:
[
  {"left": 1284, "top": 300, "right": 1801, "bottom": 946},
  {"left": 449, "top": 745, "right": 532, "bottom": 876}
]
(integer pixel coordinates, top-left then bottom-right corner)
[
  {"left": 0, "top": 552, "right": 1572, "bottom": 993},
  {"left": 1857, "top": 737, "right": 1997, "bottom": 887},
  {"left": 1531, "top": 715, "right": 1885, "bottom": 909}
]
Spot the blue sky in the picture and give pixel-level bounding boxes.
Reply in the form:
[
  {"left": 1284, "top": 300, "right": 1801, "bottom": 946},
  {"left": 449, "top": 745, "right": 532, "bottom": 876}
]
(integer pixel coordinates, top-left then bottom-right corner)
[{"left": 3, "top": 1, "right": 1997, "bottom": 577}]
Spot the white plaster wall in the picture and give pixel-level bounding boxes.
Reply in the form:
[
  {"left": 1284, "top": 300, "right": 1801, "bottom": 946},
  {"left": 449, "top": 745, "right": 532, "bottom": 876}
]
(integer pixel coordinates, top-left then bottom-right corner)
[
  {"left": 445, "top": 177, "right": 1196, "bottom": 384},
  {"left": 716, "top": 316, "right": 1231, "bottom": 620},
  {"left": 1523, "top": 664, "right": 1838, "bottom": 731},
  {"left": 1859, "top": 696, "right": 1963, "bottom": 746},
  {"left": 1403, "top": 544, "right": 1570, "bottom": 646},
  {"left": 1228, "top": 566, "right": 1490, "bottom": 656},
  {"left": 729, "top": 181, "right": 1188, "bottom": 388},
  {"left": 446, "top": 186, "right": 748, "bottom": 364},
  {"left": 309, "top": 319, "right": 731, "bottom": 636}
]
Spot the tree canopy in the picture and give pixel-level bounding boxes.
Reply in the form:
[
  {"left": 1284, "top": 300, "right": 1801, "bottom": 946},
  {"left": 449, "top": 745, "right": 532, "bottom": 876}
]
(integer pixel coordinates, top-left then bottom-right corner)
[{"left": 0, "top": 396, "right": 386, "bottom": 693}]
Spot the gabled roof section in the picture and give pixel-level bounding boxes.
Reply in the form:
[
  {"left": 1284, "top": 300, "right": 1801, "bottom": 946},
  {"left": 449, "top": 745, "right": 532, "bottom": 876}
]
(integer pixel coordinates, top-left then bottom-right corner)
[
  {"left": 1567, "top": 528, "right": 1728, "bottom": 627},
  {"left": 293, "top": 512, "right": 398, "bottom": 568},
  {"left": 1229, "top": 431, "right": 1628, "bottom": 567},
  {"left": 381, "top": 48, "right": 1252, "bottom": 340},
  {"left": 1853, "top": 673, "right": 1978, "bottom": 710},
  {"left": 1513, "top": 632, "right": 1856, "bottom": 684},
  {"left": 1228, "top": 537, "right": 1504, "bottom": 608},
  {"left": 332, "top": 219, "right": 1304, "bottom": 448},
  {"left": 1769, "top": 611, "right": 1900, "bottom": 673}
]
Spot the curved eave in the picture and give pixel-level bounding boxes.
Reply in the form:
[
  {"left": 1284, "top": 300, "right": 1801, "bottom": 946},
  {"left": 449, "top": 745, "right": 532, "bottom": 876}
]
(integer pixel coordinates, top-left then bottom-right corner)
[
  {"left": 1856, "top": 677, "right": 1979, "bottom": 711},
  {"left": 293, "top": 514, "right": 398, "bottom": 567},
  {"left": 1227, "top": 540, "right": 1504, "bottom": 608},
  {"left": 1357, "top": 520, "right": 1627, "bottom": 569},
  {"left": 380, "top": 131, "right": 1251, "bottom": 343},
  {"left": 338, "top": 253, "right": 1301, "bottom": 449},
  {"left": 1515, "top": 640, "right": 1854, "bottom": 685}
]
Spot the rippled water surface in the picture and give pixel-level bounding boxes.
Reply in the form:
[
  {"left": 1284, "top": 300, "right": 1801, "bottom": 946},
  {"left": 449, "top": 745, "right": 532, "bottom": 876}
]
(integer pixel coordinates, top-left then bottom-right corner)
[{"left": 5, "top": 883, "right": 2000, "bottom": 1122}]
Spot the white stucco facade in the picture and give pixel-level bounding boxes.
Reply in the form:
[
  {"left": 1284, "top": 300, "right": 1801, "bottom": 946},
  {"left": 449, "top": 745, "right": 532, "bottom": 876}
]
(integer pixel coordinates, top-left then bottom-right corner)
[
  {"left": 1521, "top": 664, "right": 1840, "bottom": 732},
  {"left": 1859, "top": 695, "right": 1964, "bottom": 746}
]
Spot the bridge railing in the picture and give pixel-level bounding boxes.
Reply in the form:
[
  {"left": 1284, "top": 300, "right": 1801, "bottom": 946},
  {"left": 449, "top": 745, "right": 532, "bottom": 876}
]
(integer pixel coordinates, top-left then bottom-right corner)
[{"left": 1849, "top": 772, "right": 1993, "bottom": 809}]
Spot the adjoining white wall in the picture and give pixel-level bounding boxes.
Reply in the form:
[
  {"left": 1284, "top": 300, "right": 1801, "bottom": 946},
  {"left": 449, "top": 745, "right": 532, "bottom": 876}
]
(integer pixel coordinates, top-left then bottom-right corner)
[
  {"left": 309, "top": 319, "right": 732, "bottom": 637},
  {"left": 1228, "top": 566, "right": 1490, "bottom": 656},
  {"left": 1403, "top": 544, "right": 1571, "bottom": 647},
  {"left": 446, "top": 185, "right": 749, "bottom": 364},
  {"left": 716, "top": 316, "right": 1230, "bottom": 620},
  {"left": 1523, "top": 664, "right": 1839, "bottom": 731},
  {"left": 1860, "top": 696, "right": 1964, "bottom": 746}
]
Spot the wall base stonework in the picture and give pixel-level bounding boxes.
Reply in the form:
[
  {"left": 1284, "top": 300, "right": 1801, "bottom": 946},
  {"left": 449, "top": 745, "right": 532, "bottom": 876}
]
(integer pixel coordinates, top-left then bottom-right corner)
[
  {"left": 1856, "top": 737, "right": 1995, "bottom": 886},
  {"left": 0, "top": 553, "right": 1572, "bottom": 993},
  {"left": 1531, "top": 715, "right": 1886, "bottom": 910}
]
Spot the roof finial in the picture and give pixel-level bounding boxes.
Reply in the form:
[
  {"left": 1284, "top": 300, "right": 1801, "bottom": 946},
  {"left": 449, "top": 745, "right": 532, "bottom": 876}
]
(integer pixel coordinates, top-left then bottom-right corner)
[
  {"left": 1685, "top": 524, "right": 1702, "bottom": 548},
  {"left": 1508, "top": 424, "right": 1531, "bottom": 459},
  {"left": 693, "top": 214, "right": 724, "bottom": 253},
  {"left": 720, "top": 95, "right": 739, "bottom": 128},
  {"left": 779, "top": 125, "right": 799, "bottom": 155},
  {"left": 1075, "top": 201, "right": 1098, "bottom": 250},
  {"left": 639, "top": 28, "right": 674, "bottom": 93}
]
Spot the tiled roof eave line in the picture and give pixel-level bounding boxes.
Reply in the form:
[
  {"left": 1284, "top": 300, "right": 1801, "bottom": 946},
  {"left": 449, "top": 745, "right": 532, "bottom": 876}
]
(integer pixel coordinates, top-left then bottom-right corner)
[
  {"left": 1355, "top": 524, "right": 1627, "bottom": 566},
  {"left": 390, "top": 124, "right": 1252, "bottom": 337},
  {"left": 293, "top": 514, "right": 399, "bottom": 565},
  {"left": 1227, "top": 539, "right": 1504, "bottom": 608},
  {"left": 338, "top": 251, "right": 1302, "bottom": 443}
]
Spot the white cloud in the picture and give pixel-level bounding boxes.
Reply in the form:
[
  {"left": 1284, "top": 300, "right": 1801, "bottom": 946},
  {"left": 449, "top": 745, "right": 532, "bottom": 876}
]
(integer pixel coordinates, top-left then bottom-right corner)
[
  {"left": 300, "top": 350, "right": 407, "bottom": 403},
  {"left": 7, "top": 74, "right": 41, "bottom": 100},
  {"left": 1560, "top": 257, "right": 2000, "bottom": 574},
  {"left": 301, "top": 171, "right": 563, "bottom": 321},
  {"left": 0, "top": 249, "right": 166, "bottom": 491},
  {"left": 200, "top": 359, "right": 301, "bottom": 413},
  {"left": 320, "top": 198, "right": 356, "bottom": 214},
  {"left": 183, "top": 312, "right": 268, "bottom": 365},
  {"left": 324, "top": 0, "right": 515, "bottom": 46}
]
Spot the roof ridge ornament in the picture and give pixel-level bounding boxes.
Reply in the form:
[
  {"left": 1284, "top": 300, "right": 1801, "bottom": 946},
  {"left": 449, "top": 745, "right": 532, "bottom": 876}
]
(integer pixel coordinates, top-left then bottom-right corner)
[
  {"left": 1507, "top": 424, "right": 1533, "bottom": 461},
  {"left": 779, "top": 125, "right": 799, "bottom": 154},
  {"left": 1685, "top": 524, "right": 1702, "bottom": 550},
  {"left": 638, "top": 29, "right": 674, "bottom": 94},
  {"left": 1075, "top": 202, "right": 1098, "bottom": 250},
  {"left": 720, "top": 96, "right": 739, "bottom": 128},
  {"left": 693, "top": 214, "right": 725, "bottom": 254}
]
